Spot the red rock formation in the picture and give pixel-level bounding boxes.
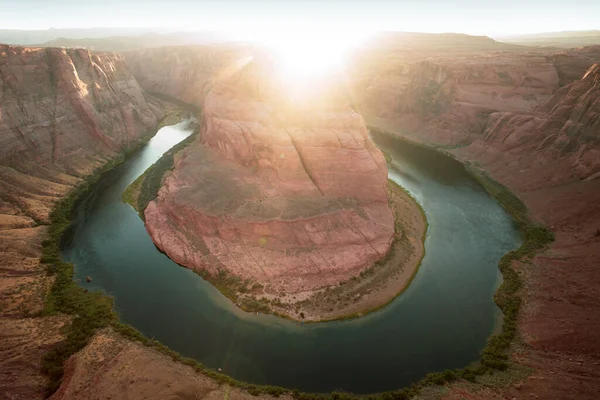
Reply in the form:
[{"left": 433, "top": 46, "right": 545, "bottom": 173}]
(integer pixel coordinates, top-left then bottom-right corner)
[
  {"left": 369, "top": 60, "right": 600, "bottom": 399},
  {"left": 0, "top": 44, "right": 165, "bottom": 221},
  {"left": 466, "top": 63, "right": 600, "bottom": 187},
  {"left": 0, "top": 45, "right": 164, "bottom": 173},
  {"left": 144, "top": 60, "right": 393, "bottom": 294},
  {"left": 125, "top": 44, "right": 251, "bottom": 106},
  {"left": 349, "top": 43, "right": 600, "bottom": 146},
  {"left": 0, "top": 44, "right": 165, "bottom": 398}
]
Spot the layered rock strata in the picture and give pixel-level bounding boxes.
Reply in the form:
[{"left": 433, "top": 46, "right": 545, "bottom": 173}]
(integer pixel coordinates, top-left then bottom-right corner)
[
  {"left": 0, "top": 44, "right": 165, "bottom": 398},
  {"left": 144, "top": 61, "right": 394, "bottom": 294}
]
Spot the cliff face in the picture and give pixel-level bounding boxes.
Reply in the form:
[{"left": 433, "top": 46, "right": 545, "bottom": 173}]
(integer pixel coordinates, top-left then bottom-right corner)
[
  {"left": 144, "top": 60, "right": 393, "bottom": 294},
  {"left": 0, "top": 44, "right": 165, "bottom": 398},
  {"left": 366, "top": 56, "right": 600, "bottom": 399},
  {"left": 350, "top": 44, "right": 600, "bottom": 146},
  {"left": 125, "top": 45, "right": 250, "bottom": 107},
  {"left": 466, "top": 63, "right": 600, "bottom": 188},
  {"left": 1, "top": 45, "right": 163, "bottom": 168},
  {"left": 0, "top": 45, "right": 165, "bottom": 221}
]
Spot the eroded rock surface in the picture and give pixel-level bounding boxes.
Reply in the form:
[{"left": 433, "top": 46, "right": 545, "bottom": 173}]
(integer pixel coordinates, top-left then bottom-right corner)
[
  {"left": 145, "top": 60, "right": 394, "bottom": 294},
  {"left": 349, "top": 40, "right": 600, "bottom": 146},
  {"left": 125, "top": 45, "right": 251, "bottom": 106},
  {"left": 366, "top": 55, "right": 600, "bottom": 399},
  {"left": 0, "top": 44, "right": 165, "bottom": 399}
]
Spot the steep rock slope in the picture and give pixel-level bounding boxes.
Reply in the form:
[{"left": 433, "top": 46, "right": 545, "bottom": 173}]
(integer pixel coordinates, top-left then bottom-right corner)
[
  {"left": 473, "top": 63, "right": 600, "bottom": 186},
  {"left": 144, "top": 60, "right": 394, "bottom": 295},
  {"left": 449, "top": 63, "right": 600, "bottom": 400},
  {"left": 369, "top": 60, "right": 600, "bottom": 399},
  {"left": 350, "top": 43, "right": 600, "bottom": 146},
  {"left": 0, "top": 45, "right": 165, "bottom": 220},
  {"left": 125, "top": 45, "right": 251, "bottom": 107},
  {"left": 0, "top": 44, "right": 164, "bottom": 398}
]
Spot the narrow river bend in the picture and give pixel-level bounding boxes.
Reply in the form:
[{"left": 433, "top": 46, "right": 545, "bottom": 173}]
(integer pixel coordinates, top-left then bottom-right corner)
[{"left": 62, "top": 122, "right": 521, "bottom": 394}]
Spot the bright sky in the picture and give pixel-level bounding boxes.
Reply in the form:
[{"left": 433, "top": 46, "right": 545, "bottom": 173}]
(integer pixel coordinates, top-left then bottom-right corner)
[{"left": 1, "top": 0, "right": 599, "bottom": 38}]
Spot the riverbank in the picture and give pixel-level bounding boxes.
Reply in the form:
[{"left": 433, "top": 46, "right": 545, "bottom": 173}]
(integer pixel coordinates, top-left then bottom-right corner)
[
  {"left": 39, "top": 109, "right": 188, "bottom": 395},
  {"left": 49, "top": 122, "right": 540, "bottom": 399},
  {"left": 124, "top": 155, "right": 427, "bottom": 323},
  {"left": 367, "top": 122, "right": 556, "bottom": 388},
  {"left": 279, "top": 180, "right": 427, "bottom": 322}
]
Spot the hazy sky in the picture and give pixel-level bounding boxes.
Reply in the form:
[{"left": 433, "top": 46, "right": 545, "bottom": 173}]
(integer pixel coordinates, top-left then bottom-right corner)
[{"left": 2, "top": 0, "right": 599, "bottom": 37}]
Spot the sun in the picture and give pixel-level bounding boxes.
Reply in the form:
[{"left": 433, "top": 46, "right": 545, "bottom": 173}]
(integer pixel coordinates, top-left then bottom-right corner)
[
  {"left": 269, "top": 37, "right": 345, "bottom": 79},
  {"left": 259, "top": 30, "right": 369, "bottom": 80}
]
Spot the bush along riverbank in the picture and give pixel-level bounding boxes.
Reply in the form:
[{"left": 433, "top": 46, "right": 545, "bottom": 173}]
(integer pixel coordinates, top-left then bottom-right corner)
[
  {"left": 122, "top": 123, "right": 199, "bottom": 219},
  {"left": 39, "top": 110, "right": 189, "bottom": 395},
  {"left": 42, "top": 120, "right": 553, "bottom": 399},
  {"left": 123, "top": 140, "right": 427, "bottom": 323},
  {"left": 364, "top": 127, "right": 556, "bottom": 394}
]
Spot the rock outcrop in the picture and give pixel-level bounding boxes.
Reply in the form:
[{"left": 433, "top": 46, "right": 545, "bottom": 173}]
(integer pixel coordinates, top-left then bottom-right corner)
[
  {"left": 349, "top": 43, "right": 600, "bottom": 146},
  {"left": 144, "top": 60, "right": 394, "bottom": 294},
  {"left": 0, "top": 45, "right": 165, "bottom": 221},
  {"left": 0, "top": 44, "right": 165, "bottom": 398},
  {"left": 125, "top": 45, "right": 251, "bottom": 107},
  {"left": 366, "top": 56, "right": 600, "bottom": 399},
  {"left": 465, "top": 62, "right": 600, "bottom": 188}
]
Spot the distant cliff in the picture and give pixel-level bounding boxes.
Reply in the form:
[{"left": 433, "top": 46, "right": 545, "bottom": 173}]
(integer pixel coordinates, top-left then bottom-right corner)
[
  {"left": 350, "top": 44, "right": 599, "bottom": 145},
  {"left": 125, "top": 45, "right": 250, "bottom": 107}
]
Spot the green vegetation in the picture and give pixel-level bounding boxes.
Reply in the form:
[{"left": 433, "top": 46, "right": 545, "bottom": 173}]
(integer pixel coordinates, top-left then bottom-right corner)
[
  {"left": 40, "top": 115, "right": 554, "bottom": 399},
  {"left": 381, "top": 148, "right": 394, "bottom": 164},
  {"left": 40, "top": 112, "right": 186, "bottom": 395},
  {"left": 123, "top": 124, "right": 198, "bottom": 218},
  {"left": 40, "top": 156, "right": 124, "bottom": 395},
  {"left": 466, "top": 165, "right": 554, "bottom": 371}
]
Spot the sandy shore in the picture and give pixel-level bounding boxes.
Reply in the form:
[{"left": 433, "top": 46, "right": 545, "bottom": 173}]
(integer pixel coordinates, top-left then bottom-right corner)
[{"left": 269, "top": 180, "right": 427, "bottom": 322}]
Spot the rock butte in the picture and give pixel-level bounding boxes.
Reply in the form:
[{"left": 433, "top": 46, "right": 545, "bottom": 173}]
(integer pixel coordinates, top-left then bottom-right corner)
[{"left": 144, "top": 60, "right": 394, "bottom": 294}]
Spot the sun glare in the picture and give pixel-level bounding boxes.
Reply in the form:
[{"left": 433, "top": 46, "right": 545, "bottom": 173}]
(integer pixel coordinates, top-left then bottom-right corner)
[{"left": 259, "top": 30, "right": 369, "bottom": 80}]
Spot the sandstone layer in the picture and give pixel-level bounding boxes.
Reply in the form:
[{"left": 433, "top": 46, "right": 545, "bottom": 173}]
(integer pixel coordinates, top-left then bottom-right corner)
[
  {"left": 364, "top": 54, "right": 600, "bottom": 399},
  {"left": 350, "top": 41, "right": 600, "bottom": 146},
  {"left": 0, "top": 44, "right": 165, "bottom": 398},
  {"left": 144, "top": 60, "right": 395, "bottom": 299},
  {"left": 125, "top": 45, "right": 251, "bottom": 106},
  {"left": 1, "top": 36, "right": 599, "bottom": 400}
]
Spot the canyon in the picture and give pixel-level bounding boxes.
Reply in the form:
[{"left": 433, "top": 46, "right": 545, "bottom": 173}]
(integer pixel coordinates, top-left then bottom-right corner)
[
  {"left": 0, "top": 34, "right": 598, "bottom": 400},
  {"left": 0, "top": 44, "right": 167, "bottom": 397},
  {"left": 350, "top": 38, "right": 600, "bottom": 399},
  {"left": 132, "top": 58, "right": 427, "bottom": 321}
]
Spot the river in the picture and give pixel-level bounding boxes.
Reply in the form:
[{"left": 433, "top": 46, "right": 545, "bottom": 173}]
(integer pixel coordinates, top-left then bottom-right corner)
[{"left": 61, "top": 121, "right": 521, "bottom": 394}]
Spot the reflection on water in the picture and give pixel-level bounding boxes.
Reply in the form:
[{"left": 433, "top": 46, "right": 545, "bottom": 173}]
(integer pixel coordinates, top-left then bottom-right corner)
[{"left": 62, "top": 125, "right": 521, "bottom": 393}]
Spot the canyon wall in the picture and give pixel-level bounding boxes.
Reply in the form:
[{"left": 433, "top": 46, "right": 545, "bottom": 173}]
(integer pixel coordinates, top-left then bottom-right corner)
[
  {"left": 0, "top": 44, "right": 165, "bottom": 398},
  {"left": 350, "top": 43, "right": 600, "bottom": 146},
  {"left": 352, "top": 37, "right": 600, "bottom": 398},
  {"left": 125, "top": 44, "right": 251, "bottom": 107},
  {"left": 144, "top": 60, "right": 394, "bottom": 295},
  {"left": 0, "top": 44, "right": 166, "bottom": 221}
]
